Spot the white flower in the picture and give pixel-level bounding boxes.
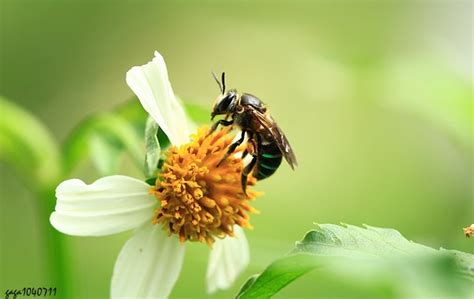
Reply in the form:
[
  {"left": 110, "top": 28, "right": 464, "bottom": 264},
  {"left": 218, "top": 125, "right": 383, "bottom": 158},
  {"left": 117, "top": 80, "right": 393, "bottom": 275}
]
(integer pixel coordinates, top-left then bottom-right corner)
[{"left": 50, "top": 51, "right": 250, "bottom": 298}]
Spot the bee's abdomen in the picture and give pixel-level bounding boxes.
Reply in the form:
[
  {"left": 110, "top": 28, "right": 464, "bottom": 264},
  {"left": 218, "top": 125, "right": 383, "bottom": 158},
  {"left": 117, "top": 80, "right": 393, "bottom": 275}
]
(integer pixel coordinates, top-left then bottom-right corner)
[{"left": 254, "top": 142, "right": 282, "bottom": 180}]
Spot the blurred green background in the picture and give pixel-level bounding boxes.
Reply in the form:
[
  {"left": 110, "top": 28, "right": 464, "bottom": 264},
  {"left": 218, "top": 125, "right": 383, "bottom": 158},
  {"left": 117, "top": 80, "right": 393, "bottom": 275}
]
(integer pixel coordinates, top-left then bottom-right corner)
[{"left": 1, "top": 1, "right": 472, "bottom": 298}]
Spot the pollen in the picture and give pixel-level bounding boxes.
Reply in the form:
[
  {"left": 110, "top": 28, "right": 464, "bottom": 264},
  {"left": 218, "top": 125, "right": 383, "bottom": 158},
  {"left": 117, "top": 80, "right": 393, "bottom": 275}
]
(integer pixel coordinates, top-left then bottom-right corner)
[{"left": 151, "top": 127, "right": 260, "bottom": 245}]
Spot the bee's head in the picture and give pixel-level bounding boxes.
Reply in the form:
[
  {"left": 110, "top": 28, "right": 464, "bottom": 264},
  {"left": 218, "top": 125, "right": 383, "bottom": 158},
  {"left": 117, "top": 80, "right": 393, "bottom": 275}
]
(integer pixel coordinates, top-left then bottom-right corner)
[
  {"left": 211, "top": 72, "right": 238, "bottom": 120},
  {"left": 211, "top": 90, "right": 238, "bottom": 119}
]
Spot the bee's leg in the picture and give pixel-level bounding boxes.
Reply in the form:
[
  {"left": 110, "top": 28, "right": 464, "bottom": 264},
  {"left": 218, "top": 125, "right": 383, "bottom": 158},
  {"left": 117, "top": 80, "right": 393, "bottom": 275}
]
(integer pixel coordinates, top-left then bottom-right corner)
[
  {"left": 241, "top": 137, "right": 258, "bottom": 196},
  {"left": 209, "top": 119, "right": 234, "bottom": 135},
  {"left": 241, "top": 149, "right": 249, "bottom": 159},
  {"left": 241, "top": 153, "right": 258, "bottom": 196},
  {"left": 240, "top": 131, "right": 254, "bottom": 160},
  {"left": 217, "top": 130, "right": 247, "bottom": 167}
]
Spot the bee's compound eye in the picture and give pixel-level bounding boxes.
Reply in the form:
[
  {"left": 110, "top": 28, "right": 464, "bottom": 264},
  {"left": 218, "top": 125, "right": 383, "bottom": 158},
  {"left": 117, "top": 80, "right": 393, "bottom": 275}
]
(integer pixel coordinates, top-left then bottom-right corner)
[{"left": 217, "top": 93, "right": 236, "bottom": 112}]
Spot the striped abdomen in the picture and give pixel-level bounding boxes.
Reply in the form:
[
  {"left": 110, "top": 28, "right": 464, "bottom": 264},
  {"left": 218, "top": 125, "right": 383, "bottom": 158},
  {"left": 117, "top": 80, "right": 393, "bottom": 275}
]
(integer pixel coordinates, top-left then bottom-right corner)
[{"left": 254, "top": 141, "right": 283, "bottom": 180}]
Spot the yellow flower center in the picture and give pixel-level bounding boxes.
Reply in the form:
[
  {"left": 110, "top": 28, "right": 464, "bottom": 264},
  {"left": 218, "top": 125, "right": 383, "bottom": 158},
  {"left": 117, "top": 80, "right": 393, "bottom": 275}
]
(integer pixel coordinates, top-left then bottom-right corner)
[{"left": 151, "top": 127, "right": 260, "bottom": 245}]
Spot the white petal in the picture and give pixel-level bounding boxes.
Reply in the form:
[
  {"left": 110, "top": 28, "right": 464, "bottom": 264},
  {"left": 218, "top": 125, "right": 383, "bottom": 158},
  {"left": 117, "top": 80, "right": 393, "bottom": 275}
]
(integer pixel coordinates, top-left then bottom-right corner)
[
  {"left": 206, "top": 226, "right": 250, "bottom": 294},
  {"left": 111, "top": 222, "right": 185, "bottom": 299},
  {"left": 50, "top": 175, "right": 156, "bottom": 236},
  {"left": 126, "top": 51, "right": 191, "bottom": 146}
]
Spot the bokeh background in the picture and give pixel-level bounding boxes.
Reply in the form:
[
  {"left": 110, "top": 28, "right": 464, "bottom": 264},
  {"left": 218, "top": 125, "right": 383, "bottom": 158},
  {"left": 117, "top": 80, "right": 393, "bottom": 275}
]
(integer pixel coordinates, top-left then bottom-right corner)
[{"left": 1, "top": 1, "right": 472, "bottom": 298}]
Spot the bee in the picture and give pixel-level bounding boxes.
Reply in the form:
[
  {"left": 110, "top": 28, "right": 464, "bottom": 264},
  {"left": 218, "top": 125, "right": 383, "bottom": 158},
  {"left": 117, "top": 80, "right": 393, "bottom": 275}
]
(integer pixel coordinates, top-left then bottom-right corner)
[{"left": 209, "top": 72, "right": 297, "bottom": 194}]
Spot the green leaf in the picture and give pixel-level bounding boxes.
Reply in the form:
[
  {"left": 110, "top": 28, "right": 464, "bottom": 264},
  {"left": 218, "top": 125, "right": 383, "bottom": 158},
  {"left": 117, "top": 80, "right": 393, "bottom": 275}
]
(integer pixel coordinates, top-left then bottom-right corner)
[
  {"left": 89, "top": 132, "right": 122, "bottom": 175},
  {"left": 238, "top": 274, "right": 259, "bottom": 295},
  {"left": 440, "top": 248, "right": 474, "bottom": 281},
  {"left": 237, "top": 224, "right": 474, "bottom": 299},
  {"left": 144, "top": 116, "right": 161, "bottom": 178},
  {"left": 238, "top": 254, "right": 320, "bottom": 299},
  {"left": 0, "top": 96, "right": 61, "bottom": 189},
  {"left": 115, "top": 98, "right": 148, "bottom": 136},
  {"left": 157, "top": 128, "right": 171, "bottom": 150},
  {"left": 291, "top": 224, "right": 435, "bottom": 257},
  {"left": 63, "top": 113, "right": 143, "bottom": 176}
]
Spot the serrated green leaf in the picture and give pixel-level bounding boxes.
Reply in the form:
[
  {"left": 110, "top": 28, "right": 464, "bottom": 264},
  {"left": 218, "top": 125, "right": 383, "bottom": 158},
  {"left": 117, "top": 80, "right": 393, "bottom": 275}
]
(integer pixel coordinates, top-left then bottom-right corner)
[
  {"left": 237, "top": 224, "right": 474, "bottom": 299},
  {"left": 144, "top": 116, "right": 160, "bottom": 178},
  {"left": 0, "top": 96, "right": 61, "bottom": 189},
  {"left": 292, "top": 224, "right": 435, "bottom": 257}
]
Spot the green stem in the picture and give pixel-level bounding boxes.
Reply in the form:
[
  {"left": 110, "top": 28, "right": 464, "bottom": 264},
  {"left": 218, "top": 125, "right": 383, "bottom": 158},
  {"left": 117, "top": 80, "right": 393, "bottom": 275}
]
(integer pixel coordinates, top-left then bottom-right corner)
[{"left": 38, "top": 188, "right": 68, "bottom": 298}]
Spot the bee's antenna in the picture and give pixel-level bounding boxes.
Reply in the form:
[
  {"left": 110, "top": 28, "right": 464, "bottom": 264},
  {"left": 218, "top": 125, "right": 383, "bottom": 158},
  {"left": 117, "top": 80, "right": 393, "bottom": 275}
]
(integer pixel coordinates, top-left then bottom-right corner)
[
  {"left": 221, "top": 72, "right": 226, "bottom": 94},
  {"left": 212, "top": 71, "right": 223, "bottom": 94}
]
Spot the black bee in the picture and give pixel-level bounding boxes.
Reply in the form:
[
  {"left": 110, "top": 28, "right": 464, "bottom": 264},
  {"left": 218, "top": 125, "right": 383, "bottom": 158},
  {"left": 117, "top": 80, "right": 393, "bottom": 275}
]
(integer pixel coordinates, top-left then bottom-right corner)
[{"left": 209, "top": 72, "right": 297, "bottom": 194}]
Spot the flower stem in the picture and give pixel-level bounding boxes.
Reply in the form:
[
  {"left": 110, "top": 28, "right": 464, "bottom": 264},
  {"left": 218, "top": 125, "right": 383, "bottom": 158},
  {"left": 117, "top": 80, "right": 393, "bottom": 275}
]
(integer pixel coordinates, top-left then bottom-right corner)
[{"left": 38, "top": 189, "right": 68, "bottom": 298}]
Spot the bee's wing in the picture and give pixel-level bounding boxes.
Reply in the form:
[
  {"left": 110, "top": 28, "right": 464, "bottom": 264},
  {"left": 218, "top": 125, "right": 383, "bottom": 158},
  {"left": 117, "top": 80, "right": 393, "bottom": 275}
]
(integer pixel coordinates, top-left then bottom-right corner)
[{"left": 249, "top": 109, "right": 298, "bottom": 169}]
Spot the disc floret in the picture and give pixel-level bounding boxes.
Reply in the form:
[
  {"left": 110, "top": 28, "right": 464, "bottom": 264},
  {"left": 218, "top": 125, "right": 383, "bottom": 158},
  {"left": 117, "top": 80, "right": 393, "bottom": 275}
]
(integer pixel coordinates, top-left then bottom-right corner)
[{"left": 151, "top": 127, "right": 259, "bottom": 245}]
